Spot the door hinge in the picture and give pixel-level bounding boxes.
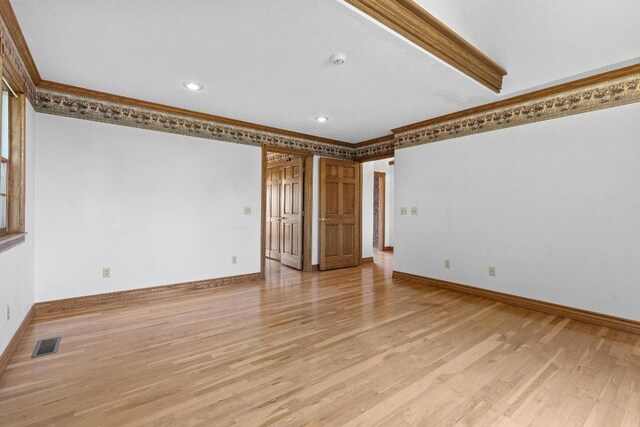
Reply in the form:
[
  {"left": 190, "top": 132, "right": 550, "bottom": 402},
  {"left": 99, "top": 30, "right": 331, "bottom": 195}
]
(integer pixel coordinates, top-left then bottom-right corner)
[{"left": 301, "top": 209, "right": 305, "bottom": 217}]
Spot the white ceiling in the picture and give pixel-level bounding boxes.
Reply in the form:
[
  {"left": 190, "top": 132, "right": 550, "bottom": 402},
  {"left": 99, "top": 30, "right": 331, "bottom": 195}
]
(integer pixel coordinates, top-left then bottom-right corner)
[
  {"left": 11, "top": 0, "right": 640, "bottom": 142},
  {"left": 416, "top": 0, "right": 640, "bottom": 95},
  {"left": 11, "top": 0, "right": 495, "bottom": 143}
]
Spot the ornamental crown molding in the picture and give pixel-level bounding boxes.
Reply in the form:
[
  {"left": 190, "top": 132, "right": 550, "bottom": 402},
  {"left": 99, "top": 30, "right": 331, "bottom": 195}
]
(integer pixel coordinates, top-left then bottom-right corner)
[
  {"left": 34, "top": 87, "right": 356, "bottom": 159},
  {"left": 0, "top": 5, "right": 36, "bottom": 103},
  {"left": 34, "top": 70, "right": 640, "bottom": 162},
  {"left": 352, "top": 70, "right": 640, "bottom": 159}
]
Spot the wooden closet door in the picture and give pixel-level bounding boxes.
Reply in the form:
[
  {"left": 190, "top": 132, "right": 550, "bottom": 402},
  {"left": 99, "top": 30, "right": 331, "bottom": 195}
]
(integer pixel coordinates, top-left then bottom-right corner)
[
  {"left": 280, "top": 158, "right": 304, "bottom": 270},
  {"left": 319, "top": 158, "right": 361, "bottom": 271},
  {"left": 265, "top": 165, "right": 282, "bottom": 260}
]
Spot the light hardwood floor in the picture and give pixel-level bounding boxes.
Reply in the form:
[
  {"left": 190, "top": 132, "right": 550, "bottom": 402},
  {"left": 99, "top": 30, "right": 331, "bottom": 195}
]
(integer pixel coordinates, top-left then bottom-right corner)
[{"left": 1, "top": 252, "right": 640, "bottom": 426}]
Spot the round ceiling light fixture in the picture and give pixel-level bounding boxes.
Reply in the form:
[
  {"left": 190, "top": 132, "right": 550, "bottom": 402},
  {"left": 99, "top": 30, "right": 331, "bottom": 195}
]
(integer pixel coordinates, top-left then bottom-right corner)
[
  {"left": 330, "top": 53, "right": 347, "bottom": 65},
  {"left": 315, "top": 116, "right": 329, "bottom": 123},
  {"left": 183, "top": 82, "right": 203, "bottom": 91}
]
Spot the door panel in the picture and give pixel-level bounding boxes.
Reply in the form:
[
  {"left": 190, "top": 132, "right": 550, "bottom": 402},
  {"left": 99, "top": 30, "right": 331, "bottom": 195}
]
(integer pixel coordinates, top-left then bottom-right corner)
[
  {"left": 265, "top": 165, "right": 281, "bottom": 260},
  {"left": 280, "top": 158, "right": 304, "bottom": 270},
  {"left": 319, "top": 158, "right": 361, "bottom": 271},
  {"left": 342, "top": 224, "right": 355, "bottom": 256}
]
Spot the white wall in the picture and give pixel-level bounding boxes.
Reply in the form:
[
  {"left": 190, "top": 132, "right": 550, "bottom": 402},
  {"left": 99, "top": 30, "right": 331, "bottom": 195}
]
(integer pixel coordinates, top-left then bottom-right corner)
[
  {"left": 35, "top": 114, "right": 261, "bottom": 302},
  {"left": 395, "top": 102, "right": 640, "bottom": 321},
  {"left": 0, "top": 103, "right": 36, "bottom": 354}
]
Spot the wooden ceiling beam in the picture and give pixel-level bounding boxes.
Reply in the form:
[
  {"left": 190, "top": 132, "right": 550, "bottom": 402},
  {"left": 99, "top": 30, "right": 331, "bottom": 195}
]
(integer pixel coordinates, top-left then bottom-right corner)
[{"left": 344, "top": 0, "right": 506, "bottom": 92}]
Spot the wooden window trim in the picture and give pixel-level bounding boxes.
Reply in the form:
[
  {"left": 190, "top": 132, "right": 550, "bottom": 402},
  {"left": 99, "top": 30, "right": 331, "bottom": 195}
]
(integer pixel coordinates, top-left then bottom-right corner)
[
  {"left": 0, "top": 156, "right": 7, "bottom": 235},
  {"left": 0, "top": 232, "right": 26, "bottom": 253},
  {"left": 0, "top": 80, "right": 9, "bottom": 237},
  {"left": 0, "top": 55, "right": 27, "bottom": 252}
]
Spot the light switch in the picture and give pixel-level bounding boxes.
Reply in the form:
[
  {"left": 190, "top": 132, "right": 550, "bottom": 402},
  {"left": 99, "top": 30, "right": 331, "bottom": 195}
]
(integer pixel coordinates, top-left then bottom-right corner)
[
  {"left": 244, "top": 207, "right": 252, "bottom": 215},
  {"left": 444, "top": 260, "right": 450, "bottom": 269},
  {"left": 400, "top": 207, "right": 408, "bottom": 215},
  {"left": 489, "top": 266, "right": 496, "bottom": 277},
  {"left": 411, "top": 207, "right": 418, "bottom": 215}
]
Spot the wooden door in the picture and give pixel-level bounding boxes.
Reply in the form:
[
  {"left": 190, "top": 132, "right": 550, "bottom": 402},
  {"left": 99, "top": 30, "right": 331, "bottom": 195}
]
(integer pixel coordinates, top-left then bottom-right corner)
[
  {"left": 280, "top": 158, "right": 304, "bottom": 270},
  {"left": 265, "top": 165, "right": 281, "bottom": 260},
  {"left": 319, "top": 158, "right": 361, "bottom": 271}
]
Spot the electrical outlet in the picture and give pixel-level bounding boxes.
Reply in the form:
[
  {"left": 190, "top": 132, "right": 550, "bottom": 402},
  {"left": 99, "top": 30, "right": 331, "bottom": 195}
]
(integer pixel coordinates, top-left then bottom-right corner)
[
  {"left": 102, "top": 267, "right": 111, "bottom": 279},
  {"left": 231, "top": 256, "right": 237, "bottom": 264},
  {"left": 243, "top": 207, "right": 252, "bottom": 215},
  {"left": 400, "top": 207, "right": 408, "bottom": 215},
  {"left": 444, "top": 260, "right": 450, "bottom": 269},
  {"left": 6, "top": 305, "right": 9, "bottom": 321},
  {"left": 489, "top": 266, "right": 496, "bottom": 277},
  {"left": 411, "top": 207, "right": 418, "bottom": 215}
]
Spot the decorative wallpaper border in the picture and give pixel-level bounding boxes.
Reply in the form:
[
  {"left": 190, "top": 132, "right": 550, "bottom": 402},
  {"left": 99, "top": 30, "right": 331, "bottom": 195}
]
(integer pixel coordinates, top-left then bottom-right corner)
[
  {"left": 34, "top": 88, "right": 356, "bottom": 159},
  {"left": 35, "top": 73, "right": 640, "bottom": 162},
  {"left": 0, "top": 13, "right": 35, "bottom": 103},
  {"left": 266, "top": 152, "right": 298, "bottom": 164},
  {"left": 354, "top": 71, "right": 640, "bottom": 158}
]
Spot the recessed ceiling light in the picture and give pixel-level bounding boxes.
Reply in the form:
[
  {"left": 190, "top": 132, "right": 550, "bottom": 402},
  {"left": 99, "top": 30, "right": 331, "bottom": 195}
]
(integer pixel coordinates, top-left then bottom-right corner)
[
  {"left": 315, "top": 116, "right": 329, "bottom": 123},
  {"left": 183, "top": 82, "right": 203, "bottom": 91},
  {"left": 330, "top": 53, "right": 347, "bottom": 65}
]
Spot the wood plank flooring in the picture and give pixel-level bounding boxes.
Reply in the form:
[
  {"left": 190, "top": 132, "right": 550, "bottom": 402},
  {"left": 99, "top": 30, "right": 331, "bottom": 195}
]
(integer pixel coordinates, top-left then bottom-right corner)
[{"left": 1, "top": 252, "right": 640, "bottom": 426}]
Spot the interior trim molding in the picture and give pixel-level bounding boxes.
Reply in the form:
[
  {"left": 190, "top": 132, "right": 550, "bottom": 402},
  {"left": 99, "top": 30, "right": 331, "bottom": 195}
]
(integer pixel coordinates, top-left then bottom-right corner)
[
  {"left": 38, "top": 81, "right": 354, "bottom": 148},
  {"left": 35, "top": 85, "right": 356, "bottom": 159},
  {"left": 0, "top": 232, "right": 25, "bottom": 253},
  {"left": 353, "top": 134, "right": 394, "bottom": 148},
  {"left": 0, "top": 1, "right": 39, "bottom": 83},
  {"left": 33, "top": 66, "right": 640, "bottom": 162},
  {"left": 393, "top": 271, "right": 640, "bottom": 336},
  {"left": 362, "top": 256, "right": 374, "bottom": 264},
  {"left": 343, "top": 0, "right": 505, "bottom": 92},
  {"left": 34, "top": 272, "right": 262, "bottom": 322},
  {"left": 0, "top": 1, "right": 36, "bottom": 102},
  {"left": 393, "top": 64, "right": 640, "bottom": 135},
  {"left": 355, "top": 66, "right": 640, "bottom": 159},
  {"left": 0, "top": 304, "right": 34, "bottom": 378},
  {"left": 356, "top": 151, "right": 395, "bottom": 163}
]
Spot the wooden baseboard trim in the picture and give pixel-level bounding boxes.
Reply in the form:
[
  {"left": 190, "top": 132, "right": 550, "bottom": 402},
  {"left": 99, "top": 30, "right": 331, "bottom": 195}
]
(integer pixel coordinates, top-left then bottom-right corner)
[
  {"left": 0, "top": 304, "right": 34, "bottom": 378},
  {"left": 34, "top": 272, "right": 262, "bottom": 322},
  {"left": 362, "top": 257, "right": 374, "bottom": 264},
  {"left": 382, "top": 246, "right": 394, "bottom": 252},
  {"left": 393, "top": 271, "right": 640, "bottom": 336}
]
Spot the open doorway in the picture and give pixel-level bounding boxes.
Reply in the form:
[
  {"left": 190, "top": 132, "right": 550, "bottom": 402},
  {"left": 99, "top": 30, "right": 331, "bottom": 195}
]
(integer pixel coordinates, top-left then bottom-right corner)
[
  {"left": 373, "top": 171, "right": 386, "bottom": 250},
  {"left": 261, "top": 145, "right": 313, "bottom": 274},
  {"left": 362, "top": 157, "right": 394, "bottom": 265}
]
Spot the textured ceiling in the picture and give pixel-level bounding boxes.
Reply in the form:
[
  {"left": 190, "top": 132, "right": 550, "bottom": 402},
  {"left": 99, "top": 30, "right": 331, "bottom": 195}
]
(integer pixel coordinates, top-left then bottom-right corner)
[
  {"left": 11, "top": 0, "right": 640, "bottom": 142},
  {"left": 11, "top": 0, "right": 495, "bottom": 143}
]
